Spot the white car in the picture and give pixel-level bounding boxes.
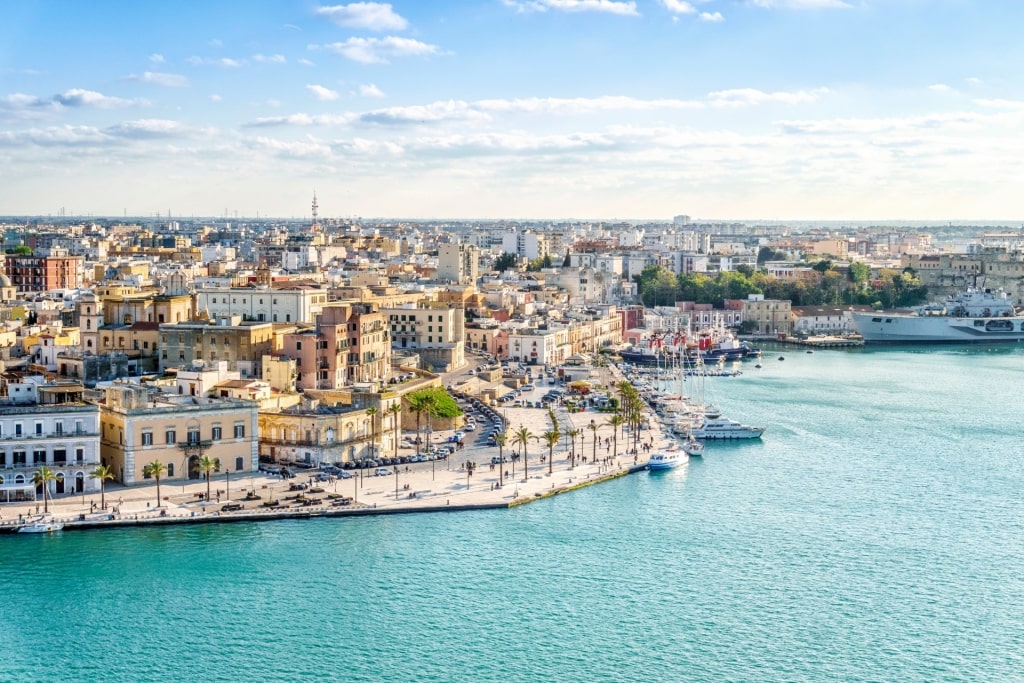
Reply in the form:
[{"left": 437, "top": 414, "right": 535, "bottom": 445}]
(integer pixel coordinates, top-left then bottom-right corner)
[{"left": 464, "top": 423, "right": 476, "bottom": 431}]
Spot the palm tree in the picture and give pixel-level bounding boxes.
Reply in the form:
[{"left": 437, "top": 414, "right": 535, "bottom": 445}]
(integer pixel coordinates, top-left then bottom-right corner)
[
  {"left": 366, "top": 407, "right": 378, "bottom": 462},
  {"left": 388, "top": 403, "right": 402, "bottom": 458},
  {"left": 90, "top": 464, "right": 115, "bottom": 510},
  {"left": 606, "top": 414, "right": 625, "bottom": 460},
  {"left": 32, "top": 466, "right": 56, "bottom": 514},
  {"left": 195, "top": 455, "right": 219, "bottom": 501},
  {"left": 542, "top": 430, "right": 560, "bottom": 475},
  {"left": 512, "top": 426, "right": 535, "bottom": 482},
  {"left": 404, "top": 392, "right": 435, "bottom": 457},
  {"left": 567, "top": 428, "right": 580, "bottom": 469},
  {"left": 142, "top": 460, "right": 167, "bottom": 507},
  {"left": 494, "top": 431, "right": 507, "bottom": 487},
  {"left": 587, "top": 420, "right": 601, "bottom": 464}
]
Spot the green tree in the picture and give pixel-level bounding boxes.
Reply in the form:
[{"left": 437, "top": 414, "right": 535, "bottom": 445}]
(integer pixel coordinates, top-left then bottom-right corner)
[
  {"left": 404, "top": 391, "right": 435, "bottom": 457},
  {"left": 847, "top": 261, "right": 870, "bottom": 284},
  {"left": 640, "top": 267, "right": 680, "bottom": 307},
  {"left": 32, "top": 466, "right": 56, "bottom": 514},
  {"left": 562, "top": 251, "right": 571, "bottom": 267},
  {"left": 542, "top": 430, "right": 560, "bottom": 475},
  {"left": 587, "top": 420, "right": 601, "bottom": 464},
  {"left": 10, "top": 245, "right": 33, "bottom": 256},
  {"left": 494, "top": 430, "right": 508, "bottom": 486},
  {"left": 812, "top": 259, "right": 834, "bottom": 274},
  {"left": 90, "top": 464, "right": 115, "bottom": 510},
  {"left": 606, "top": 414, "right": 625, "bottom": 460},
  {"left": 567, "top": 428, "right": 580, "bottom": 468},
  {"left": 142, "top": 460, "right": 167, "bottom": 508},
  {"left": 195, "top": 455, "right": 219, "bottom": 502},
  {"left": 757, "top": 246, "right": 788, "bottom": 265},
  {"left": 512, "top": 426, "right": 535, "bottom": 482},
  {"left": 493, "top": 252, "right": 519, "bottom": 272}
]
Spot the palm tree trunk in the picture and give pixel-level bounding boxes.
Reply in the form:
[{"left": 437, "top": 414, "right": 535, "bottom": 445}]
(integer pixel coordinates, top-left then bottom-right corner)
[
  {"left": 156, "top": 477, "right": 161, "bottom": 507},
  {"left": 100, "top": 481, "right": 106, "bottom": 510}
]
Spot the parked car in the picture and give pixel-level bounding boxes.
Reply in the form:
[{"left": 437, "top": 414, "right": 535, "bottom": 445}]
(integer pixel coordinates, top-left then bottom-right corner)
[
  {"left": 374, "top": 467, "right": 392, "bottom": 477},
  {"left": 221, "top": 503, "right": 244, "bottom": 512},
  {"left": 337, "top": 470, "right": 354, "bottom": 479},
  {"left": 491, "top": 455, "right": 510, "bottom": 464}
]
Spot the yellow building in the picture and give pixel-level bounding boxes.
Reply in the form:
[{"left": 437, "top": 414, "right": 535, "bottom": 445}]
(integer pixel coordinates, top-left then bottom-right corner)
[
  {"left": 97, "top": 383, "right": 258, "bottom": 485},
  {"left": 258, "top": 397, "right": 378, "bottom": 466},
  {"left": 159, "top": 316, "right": 274, "bottom": 378}
]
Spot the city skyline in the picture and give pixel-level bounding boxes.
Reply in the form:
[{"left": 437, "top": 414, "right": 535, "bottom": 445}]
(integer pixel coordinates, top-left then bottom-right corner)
[{"left": 3, "top": 1, "right": 1024, "bottom": 221}]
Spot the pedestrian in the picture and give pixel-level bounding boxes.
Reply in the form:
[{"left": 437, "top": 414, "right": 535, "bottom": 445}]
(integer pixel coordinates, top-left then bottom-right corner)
[{"left": 634, "top": 455, "right": 638, "bottom": 465}]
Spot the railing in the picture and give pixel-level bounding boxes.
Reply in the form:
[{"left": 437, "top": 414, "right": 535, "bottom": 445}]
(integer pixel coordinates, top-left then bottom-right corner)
[{"left": 0, "top": 431, "right": 99, "bottom": 440}]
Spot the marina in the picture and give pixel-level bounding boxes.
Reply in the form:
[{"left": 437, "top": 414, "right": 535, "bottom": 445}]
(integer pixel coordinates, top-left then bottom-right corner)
[{"left": 3, "top": 346, "right": 1022, "bottom": 682}]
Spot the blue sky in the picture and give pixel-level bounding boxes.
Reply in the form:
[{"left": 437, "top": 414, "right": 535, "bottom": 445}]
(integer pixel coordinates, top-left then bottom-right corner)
[{"left": 2, "top": 0, "right": 1024, "bottom": 221}]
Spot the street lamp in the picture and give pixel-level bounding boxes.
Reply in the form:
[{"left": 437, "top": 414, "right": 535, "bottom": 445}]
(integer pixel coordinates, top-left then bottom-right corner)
[{"left": 224, "top": 467, "right": 231, "bottom": 501}]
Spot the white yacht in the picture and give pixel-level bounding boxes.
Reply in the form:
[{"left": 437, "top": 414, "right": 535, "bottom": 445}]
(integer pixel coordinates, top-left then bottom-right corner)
[
  {"left": 690, "top": 412, "right": 765, "bottom": 440},
  {"left": 682, "top": 438, "right": 705, "bottom": 456}
]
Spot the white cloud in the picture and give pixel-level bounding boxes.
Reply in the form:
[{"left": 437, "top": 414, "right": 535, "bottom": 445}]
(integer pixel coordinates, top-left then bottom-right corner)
[
  {"left": 475, "top": 95, "right": 703, "bottom": 114},
  {"left": 749, "top": 0, "right": 850, "bottom": 8},
  {"left": 283, "top": 23, "right": 301, "bottom": 31},
  {"left": 502, "top": 0, "right": 639, "bottom": 15},
  {"left": 307, "top": 84, "right": 341, "bottom": 101},
  {"left": 965, "top": 77, "right": 983, "bottom": 86},
  {"left": 106, "top": 119, "right": 193, "bottom": 139},
  {"left": 974, "top": 98, "right": 1024, "bottom": 110},
  {"left": 210, "top": 94, "right": 223, "bottom": 102},
  {"left": 315, "top": 3, "right": 409, "bottom": 31},
  {"left": 776, "top": 111, "right": 1002, "bottom": 136},
  {"left": 209, "top": 39, "right": 223, "bottom": 48},
  {"left": 707, "top": 87, "right": 828, "bottom": 107},
  {"left": 53, "top": 88, "right": 140, "bottom": 109},
  {"left": 313, "top": 37, "right": 442, "bottom": 64},
  {"left": 149, "top": 53, "right": 165, "bottom": 64},
  {"left": 246, "top": 113, "right": 356, "bottom": 127},
  {"left": 187, "top": 56, "right": 246, "bottom": 68},
  {"left": 127, "top": 71, "right": 190, "bottom": 87},
  {"left": 298, "top": 58, "right": 316, "bottom": 67},
  {"left": 700, "top": 11, "right": 724, "bottom": 22},
  {"left": 660, "top": 0, "right": 696, "bottom": 14},
  {"left": 928, "top": 83, "right": 954, "bottom": 93},
  {"left": 253, "top": 54, "right": 287, "bottom": 64},
  {"left": 360, "top": 100, "right": 492, "bottom": 125},
  {"left": 359, "top": 83, "right": 386, "bottom": 97}
]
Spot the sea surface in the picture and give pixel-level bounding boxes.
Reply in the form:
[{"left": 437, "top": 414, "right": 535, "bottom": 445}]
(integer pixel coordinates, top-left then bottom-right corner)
[{"left": 3, "top": 346, "right": 1024, "bottom": 682}]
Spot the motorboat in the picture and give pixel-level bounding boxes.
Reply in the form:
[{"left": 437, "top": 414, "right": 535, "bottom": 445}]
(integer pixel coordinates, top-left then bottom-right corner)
[
  {"left": 690, "top": 413, "right": 766, "bottom": 440},
  {"left": 17, "top": 520, "right": 64, "bottom": 534},
  {"left": 648, "top": 449, "right": 685, "bottom": 470}
]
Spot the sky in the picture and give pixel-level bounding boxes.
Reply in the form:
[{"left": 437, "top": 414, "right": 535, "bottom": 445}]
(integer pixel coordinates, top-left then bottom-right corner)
[{"left": 2, "top": 0, "right": 1024, "bottom": 222}]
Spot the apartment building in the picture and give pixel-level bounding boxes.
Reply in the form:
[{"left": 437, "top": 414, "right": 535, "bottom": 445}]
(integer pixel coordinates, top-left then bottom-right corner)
[
  {"left": 280, "top": 304, "right": 391, "bottom": 391},
  {"left": 98, "top": 383, "right": 258, "bottom": 486},
  {"left": 0, "top": 381, "right": 100, "bottom": 503},
  {"left": 159, "top": 315, "right": 274, "bottom": 378}
]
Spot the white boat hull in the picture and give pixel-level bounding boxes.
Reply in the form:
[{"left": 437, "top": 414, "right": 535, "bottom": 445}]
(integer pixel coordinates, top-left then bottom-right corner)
[
  {"left": 648, "top": 452, "right": 685, "bottom": 470},
  {"left": 17, "top": 522, "right": 64, "bottom": 534},
  {"left": 852, "top": 309, "right": 1024, "bottom": 344}
]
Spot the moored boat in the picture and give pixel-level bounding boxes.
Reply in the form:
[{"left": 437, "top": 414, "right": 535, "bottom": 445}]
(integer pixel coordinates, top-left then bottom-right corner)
[
  {"left": 690, "top": 413, "right": 765, "bottom": 440},
  {"left": 17, "top": 520, "right": 64, "bottom": 534},
  {"left": 851, "top": 287, "right": 1024, "bottom": 343},
  {"left": 648, "top": 449, "right": 685, "bottom": 470}
]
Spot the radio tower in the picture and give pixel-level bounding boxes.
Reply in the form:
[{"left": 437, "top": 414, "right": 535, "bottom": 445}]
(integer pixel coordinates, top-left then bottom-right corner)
[{"left": 311, "top": 191, "right": 321, "bottom": 232}]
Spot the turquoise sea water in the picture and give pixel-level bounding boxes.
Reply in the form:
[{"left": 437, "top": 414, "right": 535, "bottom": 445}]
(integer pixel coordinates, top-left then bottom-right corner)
[{"left": 3, "top": 347, "right": 1024, "bottom": 682}]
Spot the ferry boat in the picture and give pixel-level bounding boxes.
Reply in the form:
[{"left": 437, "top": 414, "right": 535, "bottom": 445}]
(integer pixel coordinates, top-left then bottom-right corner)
[
  {"left": 690, "top": 412, "right": 766, "bottom": 440},
  {"left": 648, "top": 449, "right": 685, "bottom": 470},
  {"left": 17, "top": 520, "right": 64, "bottom": 534},
  {"left": 850, "top": 287, "right": 1024, "bottom": 343}
]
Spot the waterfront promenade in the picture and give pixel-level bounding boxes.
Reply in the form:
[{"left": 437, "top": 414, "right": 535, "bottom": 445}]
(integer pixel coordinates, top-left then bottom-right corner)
[{"left": 1, "top": 363, "right": 674, "bottom": 533}]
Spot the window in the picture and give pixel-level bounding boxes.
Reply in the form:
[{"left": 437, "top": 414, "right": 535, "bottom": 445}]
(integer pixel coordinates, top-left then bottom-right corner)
[
  {"left": 167, "top": 463, "right": 175, "bottom": 477},
  {"left": 234, "top": 424, "right": 245, "bottom": 438},
  {"left": 33, "top": 450, "right": 45, "bottom": 464},
  {"left": 55, "top": 422, "right": 63, "bottom": 435},
  {"left": 142, "top": 431, "right": 153, "bottom": 446},
  {"left": 35, "top": 422, "right": 43, "bottom": 436},
  {"left": 165, "top": 429, "right": 176, "bottom": 445},
  {"left": 296, "top": 341, "right": 302, "bottom": 350},
  {"left": 212, "top": 426, "right": 222, "bottom": 441},
  {"left": 235, "top": 456, "right": 244, "bottom": 471},
  {"left": 13, "top": 450, "right": 25, "bottom": 465},
  {"left": 75, "top": 448, "right": 83, "bottom": 463},
  {"left": 188, "top": 429, "right": 200, "bottom": 445}
]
